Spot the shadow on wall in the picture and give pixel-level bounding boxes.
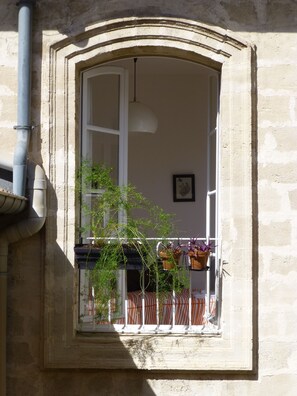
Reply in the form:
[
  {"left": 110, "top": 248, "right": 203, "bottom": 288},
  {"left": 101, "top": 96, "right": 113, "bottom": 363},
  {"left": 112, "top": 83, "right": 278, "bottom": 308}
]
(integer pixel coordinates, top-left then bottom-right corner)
[
  {"left": 4, "top": 148, "right": 259, "bottom": 395},
  {"left": 6, "top": 233, "right": 258, "bottom": 396},
  {"left": 6, "top": 237, "right": 158, "bottom": 396},
  {"left": 5, "top": 176, "right": 157, "bottom": 395},
  {"left": 2, "top": 0, "right": 297, "bottom": 34}
]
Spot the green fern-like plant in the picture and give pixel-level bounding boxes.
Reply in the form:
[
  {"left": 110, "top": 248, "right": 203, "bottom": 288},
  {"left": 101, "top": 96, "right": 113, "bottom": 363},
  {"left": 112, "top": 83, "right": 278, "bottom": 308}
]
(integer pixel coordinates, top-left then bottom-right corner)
[{"left": 77, "top": 161, "right": 189, "bottom": 320}]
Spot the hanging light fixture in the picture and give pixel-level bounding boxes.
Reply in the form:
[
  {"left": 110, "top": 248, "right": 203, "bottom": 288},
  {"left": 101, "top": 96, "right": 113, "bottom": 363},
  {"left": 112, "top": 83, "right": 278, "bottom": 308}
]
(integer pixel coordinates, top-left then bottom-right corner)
[{"left": 128, "top": 58, "right": 158, "bottom": 133}]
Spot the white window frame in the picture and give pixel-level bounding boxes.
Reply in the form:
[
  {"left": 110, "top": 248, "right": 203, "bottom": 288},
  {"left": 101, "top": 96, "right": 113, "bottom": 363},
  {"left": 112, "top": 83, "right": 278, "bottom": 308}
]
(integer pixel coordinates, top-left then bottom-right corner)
[
  {"left": 81, "top": 66, "right": 129, "bottom": 187},
  {"left": 80, "top": 66, "right": 129, "bottom": 321}
]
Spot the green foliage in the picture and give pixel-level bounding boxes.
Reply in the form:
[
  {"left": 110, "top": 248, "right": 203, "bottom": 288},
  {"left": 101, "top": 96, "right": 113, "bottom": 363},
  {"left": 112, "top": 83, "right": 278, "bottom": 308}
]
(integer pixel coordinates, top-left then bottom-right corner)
[
  {"left": 77, "top": 161, "right": 189, "bottom": 320},
  {"left": 78, "top": 161, "right": 174, "bottom": 242},
  {"left": 90, "top": 243, "right": 121, "bottom": 321}
]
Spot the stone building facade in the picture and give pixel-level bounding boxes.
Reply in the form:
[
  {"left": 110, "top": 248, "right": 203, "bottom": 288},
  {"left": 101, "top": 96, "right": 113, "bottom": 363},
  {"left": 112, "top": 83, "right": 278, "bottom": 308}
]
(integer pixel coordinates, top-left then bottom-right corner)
[{"left": 0, "top": 0, "right": 296, "bottom": 395}]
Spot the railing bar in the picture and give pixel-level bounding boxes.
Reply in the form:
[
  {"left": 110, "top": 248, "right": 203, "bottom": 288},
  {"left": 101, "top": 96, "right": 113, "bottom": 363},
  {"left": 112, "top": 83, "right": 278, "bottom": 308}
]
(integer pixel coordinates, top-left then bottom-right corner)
[
  {"left": 91, "top": 286, "right": 95, "bottom": 328},
  {"left": 206, "top": 266, "right": 210, "bottom": 320},
  {"left": 81, "top": 237, "right": 221, "bottom": 332},
  {"left": 108, "top": 299, "right": 111, "bottom": 323},
  {"left": 156, "top": 274, "right": 160, "bottom": 327},
  {"left": 189, "top": 272, "right": 192, "bottom": 327},
  {"left": 156, "top": 295, "right": 159, "bottom": 327},
  {"left": 86, "top": 237, "right": 214, "bottom": 241},
  {"left": 124, "top": 298, "right": 128, "bottom": 327},
  {"left": 142, "top": 291, "right": 145, "bottom": 327},
  {"left": 124, "top": 270, "right": 128, "bottom": 327},
  {"left": 172, "top": 289, "right": 176, "bottom": 327}
]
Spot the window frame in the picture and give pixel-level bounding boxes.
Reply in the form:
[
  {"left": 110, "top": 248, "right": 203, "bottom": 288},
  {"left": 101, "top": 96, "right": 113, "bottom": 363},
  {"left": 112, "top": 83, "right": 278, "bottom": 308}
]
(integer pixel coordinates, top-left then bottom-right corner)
[
  {"left": 80, "top": 66, "right": 129, "bottom": 242},
  {"left": 78, "top": 62, "right": 221, "bottom": 335},
  {"left": 44, "top": 17, "right": 256, "bottom": 371}
]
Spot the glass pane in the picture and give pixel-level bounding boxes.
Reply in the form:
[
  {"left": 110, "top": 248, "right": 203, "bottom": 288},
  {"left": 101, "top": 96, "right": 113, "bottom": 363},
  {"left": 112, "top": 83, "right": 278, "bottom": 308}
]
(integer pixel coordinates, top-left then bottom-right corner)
[
  {"left": 89, "top": 130, "right": 119, "bottom": 184},
  {"left": 88, "top": 74, "right": 120, "bottom": 130}
]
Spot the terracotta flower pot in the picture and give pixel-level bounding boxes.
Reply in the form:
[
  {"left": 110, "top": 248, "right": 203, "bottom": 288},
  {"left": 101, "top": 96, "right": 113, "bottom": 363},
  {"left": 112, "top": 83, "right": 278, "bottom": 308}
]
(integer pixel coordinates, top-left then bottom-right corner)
[
  {"left": 188, "top": 249, "right": 210, "bottom": 270},
  {"left": 159, "top": 249, "right": 182, "bottom": 270}
]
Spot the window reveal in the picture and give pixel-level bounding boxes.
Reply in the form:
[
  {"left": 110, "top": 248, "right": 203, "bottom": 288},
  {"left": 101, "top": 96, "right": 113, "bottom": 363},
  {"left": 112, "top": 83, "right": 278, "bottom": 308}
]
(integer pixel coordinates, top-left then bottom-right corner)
[{"left": 78, "top": 58, "right": 221, "bottom": 334}]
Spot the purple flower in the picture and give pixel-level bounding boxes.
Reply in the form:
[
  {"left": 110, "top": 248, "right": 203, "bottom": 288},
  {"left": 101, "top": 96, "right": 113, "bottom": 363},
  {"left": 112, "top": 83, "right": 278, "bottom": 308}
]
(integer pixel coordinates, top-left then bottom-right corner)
[{"left": 187, "top": 238, "right": 214, "bottom": 252}]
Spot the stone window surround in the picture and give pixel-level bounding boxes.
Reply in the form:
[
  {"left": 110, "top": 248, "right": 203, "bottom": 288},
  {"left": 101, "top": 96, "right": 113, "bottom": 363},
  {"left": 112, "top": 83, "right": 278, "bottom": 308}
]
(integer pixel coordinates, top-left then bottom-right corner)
[{"left": 44, "top": 17, "right": 256, "bottom": 371}]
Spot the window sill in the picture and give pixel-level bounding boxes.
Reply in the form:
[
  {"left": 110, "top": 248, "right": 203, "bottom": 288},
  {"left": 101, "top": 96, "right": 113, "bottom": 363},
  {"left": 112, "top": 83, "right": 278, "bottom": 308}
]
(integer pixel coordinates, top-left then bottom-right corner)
[{"left": 44, "top": 327, "right": 252, "bottom": 371}]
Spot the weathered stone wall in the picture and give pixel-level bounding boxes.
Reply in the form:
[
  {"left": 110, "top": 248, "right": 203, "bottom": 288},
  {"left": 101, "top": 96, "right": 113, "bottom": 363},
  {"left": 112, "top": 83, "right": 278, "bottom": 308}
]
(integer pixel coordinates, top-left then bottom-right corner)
[{"left": 1, "top": 0, "right": 297, "bottom": 395}]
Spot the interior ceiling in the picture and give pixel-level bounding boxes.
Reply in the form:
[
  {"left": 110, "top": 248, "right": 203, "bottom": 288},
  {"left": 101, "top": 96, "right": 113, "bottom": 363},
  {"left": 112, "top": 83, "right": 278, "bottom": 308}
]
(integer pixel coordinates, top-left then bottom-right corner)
[{"left": 108, "top": 56, "right": 215, "bottom": 77}]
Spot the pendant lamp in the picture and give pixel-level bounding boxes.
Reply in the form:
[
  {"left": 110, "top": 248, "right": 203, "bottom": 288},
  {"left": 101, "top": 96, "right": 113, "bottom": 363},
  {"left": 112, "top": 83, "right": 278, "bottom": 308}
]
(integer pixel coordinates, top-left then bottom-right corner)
[{"left": 128, "top": 58, "right": 158, "bottom": 133}]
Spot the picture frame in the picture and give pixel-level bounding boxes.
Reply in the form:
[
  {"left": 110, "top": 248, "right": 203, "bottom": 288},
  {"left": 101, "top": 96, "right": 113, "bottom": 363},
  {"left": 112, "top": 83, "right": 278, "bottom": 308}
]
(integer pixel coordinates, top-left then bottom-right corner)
[{"left": 173, "top": 174, "right": 195, "bottom": 202}]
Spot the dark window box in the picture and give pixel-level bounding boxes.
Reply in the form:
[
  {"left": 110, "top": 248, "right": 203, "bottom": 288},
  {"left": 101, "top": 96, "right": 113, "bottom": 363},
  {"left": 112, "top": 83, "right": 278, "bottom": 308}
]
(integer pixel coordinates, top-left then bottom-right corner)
[
  {"left": 74, "top": 243, "right": 146, "bottom": 270},
  {"left": 74, "top": 244, "right": 157, "bottom": 292}
]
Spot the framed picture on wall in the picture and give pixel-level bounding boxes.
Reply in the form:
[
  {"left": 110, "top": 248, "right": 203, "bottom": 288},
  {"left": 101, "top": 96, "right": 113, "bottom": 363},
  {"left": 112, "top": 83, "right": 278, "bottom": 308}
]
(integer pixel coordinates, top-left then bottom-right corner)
[{"left": 173, "top": 174, "right": 195, "bottom": 202}]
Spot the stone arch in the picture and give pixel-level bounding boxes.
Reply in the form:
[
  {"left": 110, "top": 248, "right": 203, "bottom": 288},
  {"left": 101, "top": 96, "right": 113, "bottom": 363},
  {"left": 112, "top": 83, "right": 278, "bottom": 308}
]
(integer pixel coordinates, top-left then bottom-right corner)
[
  {"left": 54, "top": 17, "right": 248, "bottom": 68},
  {"left": 49, "top": 16, "right": 252, "bottom": 186}
]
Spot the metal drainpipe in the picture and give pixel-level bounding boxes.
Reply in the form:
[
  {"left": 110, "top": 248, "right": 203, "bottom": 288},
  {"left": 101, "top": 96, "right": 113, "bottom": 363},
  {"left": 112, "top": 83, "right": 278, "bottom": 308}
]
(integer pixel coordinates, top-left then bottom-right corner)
[
  {"left": 0, "top": 162, "right": 47, "bottom": 396},
  {"left": 13, "top": 0, "right": 34, "bottom": 197},
  {"left": 0, "top": 1, "right": 37, "bottom": 394}
]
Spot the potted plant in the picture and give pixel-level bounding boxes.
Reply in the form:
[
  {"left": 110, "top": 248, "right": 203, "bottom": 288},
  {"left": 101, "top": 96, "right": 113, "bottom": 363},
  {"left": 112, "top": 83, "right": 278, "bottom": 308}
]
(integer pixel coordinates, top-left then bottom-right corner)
[
  {"left": 75, "top": 161, "right": 186, "bottom": 320},
  {"left": 187, "top": 239, "right": 213, "bottom": 270},
  {"left": 157, "top": 241, "right": 183, "bottom": 270}
]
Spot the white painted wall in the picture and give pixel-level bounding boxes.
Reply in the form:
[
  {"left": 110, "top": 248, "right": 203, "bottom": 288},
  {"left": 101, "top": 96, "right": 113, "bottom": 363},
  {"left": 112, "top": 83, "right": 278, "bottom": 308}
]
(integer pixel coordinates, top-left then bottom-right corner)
[{"left": 127, "top": 60, "right": 217, "bottom": 238}]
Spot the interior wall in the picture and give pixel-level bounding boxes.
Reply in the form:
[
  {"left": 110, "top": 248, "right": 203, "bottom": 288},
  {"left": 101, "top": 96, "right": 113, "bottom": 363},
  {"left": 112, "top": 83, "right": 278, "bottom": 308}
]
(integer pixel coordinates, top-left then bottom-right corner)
[{"left": 126, "top": 58, "right": 217, "bottom": 237}]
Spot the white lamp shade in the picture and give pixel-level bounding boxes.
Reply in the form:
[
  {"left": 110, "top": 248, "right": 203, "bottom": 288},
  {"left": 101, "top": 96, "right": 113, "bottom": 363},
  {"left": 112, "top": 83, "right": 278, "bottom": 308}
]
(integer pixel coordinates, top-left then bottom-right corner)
[{"left": 128, "top": 101, "right": 158, "bottom": 133}]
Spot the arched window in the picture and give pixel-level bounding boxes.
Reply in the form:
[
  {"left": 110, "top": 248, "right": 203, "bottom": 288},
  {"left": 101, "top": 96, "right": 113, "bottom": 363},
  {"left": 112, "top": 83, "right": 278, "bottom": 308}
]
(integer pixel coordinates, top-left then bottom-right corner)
[{"left": 78, "top": 57, "right": 221, "bottom": 334}]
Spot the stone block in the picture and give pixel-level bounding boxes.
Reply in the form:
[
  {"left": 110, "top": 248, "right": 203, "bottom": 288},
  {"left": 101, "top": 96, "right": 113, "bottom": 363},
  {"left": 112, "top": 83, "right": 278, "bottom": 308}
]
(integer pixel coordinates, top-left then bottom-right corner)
[{"left": 289, "top": 189, "right": 297, "bottom": 210}]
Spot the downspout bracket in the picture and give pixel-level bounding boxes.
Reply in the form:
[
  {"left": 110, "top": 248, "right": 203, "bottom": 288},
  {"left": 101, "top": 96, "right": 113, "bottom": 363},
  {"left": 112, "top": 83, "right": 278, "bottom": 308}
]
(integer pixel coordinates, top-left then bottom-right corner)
[{"left": 13, "top": 125, "right": 34, "bottom": 131}]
